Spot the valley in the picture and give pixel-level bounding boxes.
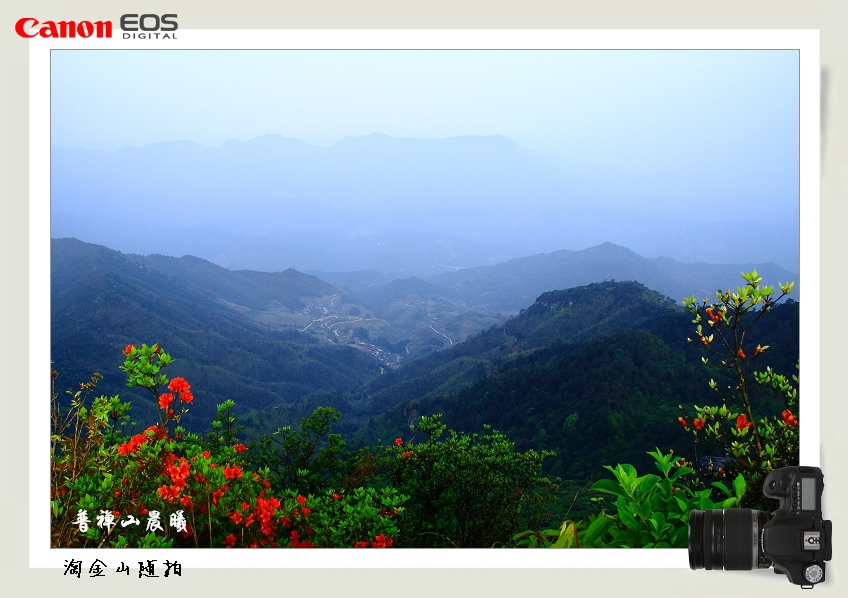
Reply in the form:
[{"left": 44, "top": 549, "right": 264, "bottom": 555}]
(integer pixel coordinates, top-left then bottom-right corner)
[{"left": 50, "top": 237, "right": 800, "bottom": 495}]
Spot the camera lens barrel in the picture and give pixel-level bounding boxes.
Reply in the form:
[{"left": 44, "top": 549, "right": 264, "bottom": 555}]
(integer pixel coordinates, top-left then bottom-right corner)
[{"left": 689, "top": 509, "right": 770, "bottom": 571}]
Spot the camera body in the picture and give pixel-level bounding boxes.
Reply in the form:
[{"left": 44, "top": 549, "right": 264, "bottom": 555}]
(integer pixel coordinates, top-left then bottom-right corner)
[
  {"left": 688, "top": 466, "right": 832, "bottom": 587},
  {"left": 761, "top": 466, "right": 832, "bottom": 586}
]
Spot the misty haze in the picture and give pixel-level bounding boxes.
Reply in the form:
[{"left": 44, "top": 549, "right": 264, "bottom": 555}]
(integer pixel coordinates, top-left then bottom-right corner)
[{"left": 52, "top": 131, "right": 799, "bottom": 276}]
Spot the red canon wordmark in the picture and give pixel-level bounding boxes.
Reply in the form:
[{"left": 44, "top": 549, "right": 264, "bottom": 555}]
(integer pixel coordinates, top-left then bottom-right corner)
[{"left": 15, "top": 18, "right": 113, "bottom": 38}]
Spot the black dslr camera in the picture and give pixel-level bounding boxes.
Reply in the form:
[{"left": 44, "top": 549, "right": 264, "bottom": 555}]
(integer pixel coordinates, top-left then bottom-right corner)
[{"left": 688, "top": 466, "right": 832, "bottom": 587}]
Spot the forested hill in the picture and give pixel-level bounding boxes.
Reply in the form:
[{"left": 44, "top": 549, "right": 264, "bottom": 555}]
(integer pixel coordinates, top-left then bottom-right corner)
[
  {"left": 353, "top": 282, "right": 799, "bottom": 481},
  {"left": 51, "top": 238, "right": 381, "bottom": 428},
  {"left": 352, "top": 281, "right": 693, "bottom": 417}
]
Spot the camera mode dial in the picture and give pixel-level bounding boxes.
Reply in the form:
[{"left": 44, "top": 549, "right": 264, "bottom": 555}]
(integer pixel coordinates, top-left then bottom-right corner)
[{"left": 804, "top": 564, "right": 823, "bottom": 584}]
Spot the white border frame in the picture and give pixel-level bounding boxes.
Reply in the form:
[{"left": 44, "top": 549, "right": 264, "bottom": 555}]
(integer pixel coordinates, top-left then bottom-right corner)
[{"left": 30, "top": 28, "right": 820, "bottom": 569}]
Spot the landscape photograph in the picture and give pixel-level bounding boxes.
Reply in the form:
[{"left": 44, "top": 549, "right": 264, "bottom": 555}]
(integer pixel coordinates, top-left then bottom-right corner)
[{"left": 49, "top": 48, "right": 802, "bottom": 550}]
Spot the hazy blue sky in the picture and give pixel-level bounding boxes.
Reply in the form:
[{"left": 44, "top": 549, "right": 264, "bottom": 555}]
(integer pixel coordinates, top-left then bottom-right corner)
[
  {"left": 52, "top": 49, "right": 799, "bottom": 224},
  {"left": 53, "top": 51, "right": 797, "bottom": 149}
]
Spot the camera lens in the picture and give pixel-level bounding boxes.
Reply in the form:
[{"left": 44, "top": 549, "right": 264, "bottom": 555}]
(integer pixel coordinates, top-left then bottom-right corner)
[{"left": 688, "top": 509, "right": 770, "bottom": 570}]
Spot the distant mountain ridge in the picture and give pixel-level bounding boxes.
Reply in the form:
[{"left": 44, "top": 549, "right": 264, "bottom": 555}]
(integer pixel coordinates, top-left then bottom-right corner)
[
  {"left": 52, "top": 132, "right": 800, "bottom": 274},
  {"left": 427, "top": 242, "right": 799, "bottom": 313}
]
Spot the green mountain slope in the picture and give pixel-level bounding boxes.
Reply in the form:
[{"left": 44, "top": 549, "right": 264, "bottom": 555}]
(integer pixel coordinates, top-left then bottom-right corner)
[
  {"left": 51, "top": 238, "right": 382, "bottom": 429},
  {"left": 354, "top": 281, "right": 692, "bottom": 416},
  {"left": 353, "top": 282, "right": 799, "bottom": 483}
]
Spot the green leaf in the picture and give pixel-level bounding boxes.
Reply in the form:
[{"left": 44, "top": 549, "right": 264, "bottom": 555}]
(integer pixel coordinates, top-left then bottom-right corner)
[
  {"left": 591, "top": 478, "right": 628, "bottom": 499},
  {"left": 582, "top": 514, "right": 614, "bottom": 547},
  {"left": 732, "top": 474, "right": 747, "bottom": 500},
  {"left": 634, "top": 474, "right": 660, "bottom": 498},
  {"left": 617, "top": 506, "right": 638, "bottom": 530},
  {"left": 710, "top": 481, "right": 732, "bottom": 498}
]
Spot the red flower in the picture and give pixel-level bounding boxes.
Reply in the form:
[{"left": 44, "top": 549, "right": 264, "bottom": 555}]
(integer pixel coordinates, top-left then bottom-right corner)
[
  {"left": 333, "top": 493, "right": 342, "bottom": 501},
  {"left": 124, "top": 344, "right": 135, "bottom": 355},
  {"left": 146, "top": 425, "right": 166, "bottom": 440},
  {"left": 353, "top": 541, "right": 369, "bottom": 548},
  {"left": 371, "top": 533, "right": 393, "bottom": 548},
  {"left": 158, "top": 393, "right": 174, "bottom": 409},
  {"left": 301, "top": 507, "right": 311, "bottom": 517},
  {"left": 169, "top": 459, "right": 190, "bottom": 482},
  {"left": 223, "top": 533, "right": 237, "bottom": 548},
  {"left": 180, "top": 389, "right": 194, "bottom": 403},
  {"left": 117, "top": 432, "right": 151, "bottom": 456},
  {"left": 289, "top": 529, "right": 314, "bottom": 548},
  {"left": 180, "top": 494, "right": 195, "bottom": 509},
  {"left": 754, "top": 346, "right": 761, "bottom": 356},
  {"left": 692, "top": 418, "right": 705, "bottom": 431},
  {"left": 736, "top": 414, "right": 753, "bottom": 430},
  {"left": 212, "top": 486, "right": 228, "bottom": 506},
  {"left": 223, "top": 465, "right": 243, "bottom": 480},
  {"left": 395, "top": 437, "right": 403, "bottom": 446},
  {"left": 234, "top": 443, "right": 247, "bottom": 454},
  {"left": 168, "top": 377, "right": 191, "bottom": 393},
  {"left": 782, "top": 409, "right": 799, "bottom": 427},
  {"left": 738, "top": 348, "right": 746, "bottom": 359},
  {"left": 153, "top": 345, "right": 161, "bottom": 354},
  {"left": 229, "top": 511, "right": 243, "bottom": 525},
  {"left": 678, "top": 416, "right": 687, "bottom": 428},
  {"left": 202, "top": 451, "right": 211, "bottom": 459},
  {"left": 402, "top": 451, "right": 414, "bottom": 458},
  {"left": 157, "top": 484, "right": 181, "bottom": 502},
  {"left": 297, "top": 495, "right": 307, "bottom": 506}
]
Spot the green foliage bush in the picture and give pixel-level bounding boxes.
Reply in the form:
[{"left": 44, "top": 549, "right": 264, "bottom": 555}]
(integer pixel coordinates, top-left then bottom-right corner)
[
  {"left": 578, "top": 449, "right": 746, "bottom": 547},
  {"left": 377, "top": 414, "right": 554, "bottom": 547}
]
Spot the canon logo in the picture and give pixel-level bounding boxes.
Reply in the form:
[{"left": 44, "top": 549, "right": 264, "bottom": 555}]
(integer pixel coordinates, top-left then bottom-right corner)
[{"left": 15, "top": 17, "right": 113, "bottom": 38}]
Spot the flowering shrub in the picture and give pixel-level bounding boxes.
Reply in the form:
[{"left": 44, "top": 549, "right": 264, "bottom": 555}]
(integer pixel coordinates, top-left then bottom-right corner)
[
  {"left": 51, "top": 344, "right": 405, "bottom": 548},
  {"left": 680, "top": 271, "right": 799, "bottom": 507}
]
